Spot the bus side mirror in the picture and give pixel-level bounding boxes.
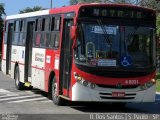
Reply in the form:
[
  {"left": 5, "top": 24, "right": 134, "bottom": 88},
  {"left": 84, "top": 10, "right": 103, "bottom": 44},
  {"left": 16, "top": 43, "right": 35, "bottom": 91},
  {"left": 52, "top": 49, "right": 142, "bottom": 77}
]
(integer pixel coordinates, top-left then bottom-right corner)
[{"left": 70, "top": 25, "right": 77, "bottom": 40}]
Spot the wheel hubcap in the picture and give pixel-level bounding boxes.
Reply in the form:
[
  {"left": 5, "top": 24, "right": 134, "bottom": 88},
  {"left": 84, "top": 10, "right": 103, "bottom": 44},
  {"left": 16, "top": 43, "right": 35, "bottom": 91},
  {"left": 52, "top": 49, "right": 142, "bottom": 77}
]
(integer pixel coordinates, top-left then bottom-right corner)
[{"left": 53, "top": 83, "right": 58, "bottom": 100}]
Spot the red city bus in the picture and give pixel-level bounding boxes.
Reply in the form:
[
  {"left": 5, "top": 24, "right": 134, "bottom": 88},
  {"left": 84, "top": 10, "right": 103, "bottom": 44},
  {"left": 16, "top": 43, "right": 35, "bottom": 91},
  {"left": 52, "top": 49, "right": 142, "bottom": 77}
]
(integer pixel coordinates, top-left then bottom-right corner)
[{"left": 1, "top": 3, "right": 156, "bottom": 105}]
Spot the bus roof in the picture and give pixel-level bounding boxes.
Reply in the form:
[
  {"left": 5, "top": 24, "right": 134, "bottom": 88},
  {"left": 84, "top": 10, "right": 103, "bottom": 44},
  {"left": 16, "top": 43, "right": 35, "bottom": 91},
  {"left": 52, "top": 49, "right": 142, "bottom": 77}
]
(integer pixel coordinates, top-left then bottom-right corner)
[
  {"left": 6, "top": 10, "right": 49, "bottom": 20},
  {"left": 6, "top": 3, "right": 155, "bottom": 20}
]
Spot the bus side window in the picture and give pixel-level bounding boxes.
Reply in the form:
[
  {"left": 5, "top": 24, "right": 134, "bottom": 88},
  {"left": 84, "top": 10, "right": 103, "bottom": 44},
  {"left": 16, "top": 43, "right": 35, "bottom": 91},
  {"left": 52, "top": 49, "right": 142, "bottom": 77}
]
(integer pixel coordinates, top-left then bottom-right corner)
[
  {"left": 4, "top": 22, "right": 8, "bottom": 44},
  {"left": 50, "top": 32, "right": 60, "bottom": 49},
  {"left": 35, "top": 19, "right": 38, "bottom": 31},
  {"left": 54, "top": 32, "right": 60, "bottom": 48},
  {"left": 49, "top": 16, "right": 61, "bottom": 49},
  {"left": 41, "top": 18, "right": 45, "bottom": 31},
  {"left": 40, "top": 17, "right": 51, "bottom": 48},
  {"left": 19, "top": 20, "right": 26, "bottom": 46},
  {"left": 34, "top": 18, "right": 41, "bottom": 47},
  {"left": 40, "top": 18, "right": 45, "bottom": 47},
  {"left": 35, "top": 33, "right": 41, "bottom": 47},
  {"left": 45, "top": 17, "right": 51, "bottom": 48},
  {"left": 54, "top": 17, "right": 61, "bottom": 31},
  {"left": 12, "top": 20, "right": 19, "bottom": 45},
  {"left": 51, "top": 17, "right": 55, "bottom": 31}
]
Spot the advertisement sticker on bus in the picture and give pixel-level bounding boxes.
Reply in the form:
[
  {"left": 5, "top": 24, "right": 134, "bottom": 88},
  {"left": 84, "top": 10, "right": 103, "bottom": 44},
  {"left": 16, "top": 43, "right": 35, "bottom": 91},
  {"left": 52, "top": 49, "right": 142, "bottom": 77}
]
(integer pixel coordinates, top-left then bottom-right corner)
[
  {"left": 54, "top": 55, "right": 59, "bottom": 70},
  {"left": 35, "top": 52, "right": 44, "bottom": 62},
  {"left": 46, "top": 55, "right": 51, "bottom": 63}
]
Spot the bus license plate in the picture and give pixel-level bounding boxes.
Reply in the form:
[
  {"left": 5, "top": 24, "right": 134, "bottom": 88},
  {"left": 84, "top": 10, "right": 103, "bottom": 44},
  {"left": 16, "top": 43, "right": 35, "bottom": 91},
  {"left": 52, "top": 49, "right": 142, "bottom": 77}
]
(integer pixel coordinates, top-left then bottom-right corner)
[{"left": 112, "top": 92, "right": 125, "bottom": 97}]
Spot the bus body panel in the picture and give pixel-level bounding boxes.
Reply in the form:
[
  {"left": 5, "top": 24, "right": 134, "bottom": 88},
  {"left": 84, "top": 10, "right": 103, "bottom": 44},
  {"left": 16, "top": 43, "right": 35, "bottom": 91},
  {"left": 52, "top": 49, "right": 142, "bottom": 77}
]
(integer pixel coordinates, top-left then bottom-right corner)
[
  {"left": 16, "top": 46, "right": 26, "bottom": 83},
  {"left": 44, "top": 49, "right": 60, "bottom": 92},
  {"left": 31, "top": 48, "right": 46, "bottom": 90},
  {"left": 16, "top": 46, "right": 26, "bottom": 64},
  {"left": 1, "top": 44, "right": 7, "bottom": 73},
  {"left": 18, "top": 64, "right": 25, "bottom": 83},
  {"left": 11, "top": 45, "right": 18, "bottom": 78},
  {"left": 74, "top": 66, "right": 155, "bottom": 86},
  {"left": 72, "top": 82, "right": 155, "bottom": 102}
]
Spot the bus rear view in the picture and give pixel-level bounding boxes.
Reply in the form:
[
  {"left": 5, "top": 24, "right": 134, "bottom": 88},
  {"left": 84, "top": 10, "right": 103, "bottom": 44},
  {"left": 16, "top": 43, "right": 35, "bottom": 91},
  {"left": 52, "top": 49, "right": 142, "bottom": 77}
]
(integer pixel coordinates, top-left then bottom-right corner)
[{"left": 71, "top": 4, "right": 156, "bottom": 104}]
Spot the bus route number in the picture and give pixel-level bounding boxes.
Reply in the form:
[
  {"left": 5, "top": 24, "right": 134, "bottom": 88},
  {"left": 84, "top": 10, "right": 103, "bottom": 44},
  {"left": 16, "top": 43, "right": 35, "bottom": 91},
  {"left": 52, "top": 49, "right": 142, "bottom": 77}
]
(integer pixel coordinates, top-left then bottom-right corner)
[{"left": 125, "top": 80, "right": 139, "bottom": 85}]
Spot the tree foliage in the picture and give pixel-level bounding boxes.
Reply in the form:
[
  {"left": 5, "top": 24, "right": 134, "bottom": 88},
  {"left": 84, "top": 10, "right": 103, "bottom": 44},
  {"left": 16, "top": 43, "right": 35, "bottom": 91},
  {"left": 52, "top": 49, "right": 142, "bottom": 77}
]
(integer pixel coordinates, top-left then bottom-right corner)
[
  {"left": 140, "top": 0, "right": 160, "bottom": 11},
  {"left": 0, "top": 3, "right": 5, "bottom": 15},
  {"left": 19, "top": 6, "right": 45, "bottom": 14},
  {"left": 0, "top": 3, "right": 5, "bottom": 55},
  {"left": 157, "top": 15, "right": 160, "bottom": 37}
]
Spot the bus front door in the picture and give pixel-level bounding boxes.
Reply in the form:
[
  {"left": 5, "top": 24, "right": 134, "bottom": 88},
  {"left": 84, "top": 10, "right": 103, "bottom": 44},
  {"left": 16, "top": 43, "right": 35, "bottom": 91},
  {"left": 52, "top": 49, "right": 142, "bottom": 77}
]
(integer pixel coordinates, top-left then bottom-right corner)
[
  {"left": 60, "top": 19, "right": 73, "bottom": 97},
  {"left": 6, "top": 23, "right": 14, "bottom": 75},
  {"left": 24, "top": 21, "right": 34, "bottom": 83}
]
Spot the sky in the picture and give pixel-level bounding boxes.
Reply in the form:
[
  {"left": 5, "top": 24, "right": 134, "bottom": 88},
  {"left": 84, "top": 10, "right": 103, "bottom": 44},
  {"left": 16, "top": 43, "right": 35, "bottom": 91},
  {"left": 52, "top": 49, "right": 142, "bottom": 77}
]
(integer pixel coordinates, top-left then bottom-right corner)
[{"left": 0, "top": 0, "right": 69, "bottom": 15}]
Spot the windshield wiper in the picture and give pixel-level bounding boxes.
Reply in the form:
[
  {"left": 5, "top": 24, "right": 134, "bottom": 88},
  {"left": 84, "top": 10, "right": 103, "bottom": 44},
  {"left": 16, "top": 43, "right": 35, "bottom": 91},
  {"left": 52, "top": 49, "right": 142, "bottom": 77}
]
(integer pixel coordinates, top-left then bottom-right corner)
[
  {"left": 97, "top": 19, "right": 112, "bottom": 46},
  {"left": 127, "top": 26, "right": 139, "bottom": 43}
]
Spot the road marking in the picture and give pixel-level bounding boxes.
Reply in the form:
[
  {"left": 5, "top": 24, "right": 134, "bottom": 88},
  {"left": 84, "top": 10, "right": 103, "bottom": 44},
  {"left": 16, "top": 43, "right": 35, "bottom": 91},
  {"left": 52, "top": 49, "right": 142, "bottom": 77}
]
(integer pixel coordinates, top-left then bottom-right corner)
[
  {"left": 8, "top": 97, "right": 48, "bottom": 103},
  {"left": 0, "top": 94, "right": 19, "bottom": 98},
  {"left": 40, "top": 100, "right": 52, "bottom": 103},
  {"left": 0, "top": 88, "right": 18, "bottom": 96},
  {"left": 0, "top": 88, "right": 51, "bottom": 103},
  {"left": 0, "top": 89, "right": 13, "bottom": 93},
  {"left": 0, "top": 94, "right": 41, "bottom": 102}
]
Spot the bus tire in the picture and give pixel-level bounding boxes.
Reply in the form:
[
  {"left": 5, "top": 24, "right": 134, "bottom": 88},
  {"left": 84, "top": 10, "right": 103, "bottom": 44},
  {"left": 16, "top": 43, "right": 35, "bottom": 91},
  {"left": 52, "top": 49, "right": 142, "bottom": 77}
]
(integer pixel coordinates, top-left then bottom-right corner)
[
  {"left": 15, "top": 66, "right": 24, "bottom": 90},
  {"left": 52, "top": 77, "right": 65, "bottom": 106}
]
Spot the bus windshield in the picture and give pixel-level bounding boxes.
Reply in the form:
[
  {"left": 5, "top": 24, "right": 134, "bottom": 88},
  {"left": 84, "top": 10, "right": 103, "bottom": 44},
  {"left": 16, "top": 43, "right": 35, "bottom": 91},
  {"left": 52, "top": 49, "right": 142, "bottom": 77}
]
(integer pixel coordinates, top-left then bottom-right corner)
[{"left": 75, "top": 22, "right": 155, "bottom": 68}]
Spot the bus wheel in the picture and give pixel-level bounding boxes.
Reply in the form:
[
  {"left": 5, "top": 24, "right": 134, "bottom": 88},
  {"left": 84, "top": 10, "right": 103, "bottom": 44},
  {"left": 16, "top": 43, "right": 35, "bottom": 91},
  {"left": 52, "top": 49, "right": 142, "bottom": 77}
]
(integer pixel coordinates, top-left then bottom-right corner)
[
  {"left": 15, "top": 66, "right": 24, "bottom": 90},
  {"left": 52, "top": 77, "right": 65, "bottom": 106}
]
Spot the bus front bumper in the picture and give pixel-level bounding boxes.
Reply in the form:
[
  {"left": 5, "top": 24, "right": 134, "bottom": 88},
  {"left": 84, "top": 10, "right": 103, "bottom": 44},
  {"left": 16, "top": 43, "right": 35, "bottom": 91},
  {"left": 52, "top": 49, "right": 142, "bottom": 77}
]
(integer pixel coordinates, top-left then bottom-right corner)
[{"left": 72, "top": 82, "right": 155, "bottom": 102}]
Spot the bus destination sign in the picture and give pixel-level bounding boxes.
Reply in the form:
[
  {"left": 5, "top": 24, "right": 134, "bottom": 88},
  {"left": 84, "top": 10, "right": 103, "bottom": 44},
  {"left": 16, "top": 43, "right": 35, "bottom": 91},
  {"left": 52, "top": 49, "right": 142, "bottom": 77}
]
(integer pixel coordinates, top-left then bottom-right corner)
[{"left": 79, "top": 6, "right": 155, "bottom": 20}]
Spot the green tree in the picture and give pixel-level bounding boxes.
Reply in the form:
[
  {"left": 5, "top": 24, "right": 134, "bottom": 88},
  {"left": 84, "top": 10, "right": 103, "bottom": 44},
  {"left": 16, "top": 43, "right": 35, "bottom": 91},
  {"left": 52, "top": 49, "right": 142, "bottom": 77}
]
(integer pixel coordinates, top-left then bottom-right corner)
[
  {"left": 19, "top": 6, "right": 45, "bottom": 14},
  {"left": 0, "top": 3, "right": 5, "bottom": 15},
  {"left": 157, "top": 15, "right": 160, "bottom": 37},
  {"left": 140, "top": 0, "right": 160, "bottom": 11},
  {"left": 0, "top": 3, "right": 5, "bottom": 57}
]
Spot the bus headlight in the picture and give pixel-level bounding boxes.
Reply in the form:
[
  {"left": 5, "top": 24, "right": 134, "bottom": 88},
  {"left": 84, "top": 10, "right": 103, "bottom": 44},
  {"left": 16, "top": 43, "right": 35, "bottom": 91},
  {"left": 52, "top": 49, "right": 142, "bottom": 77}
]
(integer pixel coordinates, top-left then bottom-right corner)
[
  {"left": 82, "top": 80, "right": 88, "bottom": 86},
  {"left": 140, "top": 79, "right": 156, "bottom": 90},
  {"left": 74, "top": 72, "right": 82, "bottom": 81},
  {"left": 140, "top": 85, "right": 146, "bottom": 90},
  {"left": 74, "top": 72, "right": 96, "bottom": 89},
  {"left": 90, "top": 83, "right": 96, "bottom": 89}
]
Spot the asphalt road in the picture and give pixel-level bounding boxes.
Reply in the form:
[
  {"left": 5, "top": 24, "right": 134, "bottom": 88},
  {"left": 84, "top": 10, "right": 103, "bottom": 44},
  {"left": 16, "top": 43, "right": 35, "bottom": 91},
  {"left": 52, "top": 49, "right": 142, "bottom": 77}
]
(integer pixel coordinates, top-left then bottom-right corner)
[{"left": 0, "top": 71, "right": 160, "bottom": 120}]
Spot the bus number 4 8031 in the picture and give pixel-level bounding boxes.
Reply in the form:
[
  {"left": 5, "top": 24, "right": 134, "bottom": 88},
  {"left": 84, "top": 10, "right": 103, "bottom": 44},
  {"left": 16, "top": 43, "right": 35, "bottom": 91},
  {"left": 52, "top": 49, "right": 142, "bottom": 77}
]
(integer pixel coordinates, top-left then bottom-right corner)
[{"left": 125, "top": 80, "right": 139, "bottom": 85}]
